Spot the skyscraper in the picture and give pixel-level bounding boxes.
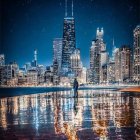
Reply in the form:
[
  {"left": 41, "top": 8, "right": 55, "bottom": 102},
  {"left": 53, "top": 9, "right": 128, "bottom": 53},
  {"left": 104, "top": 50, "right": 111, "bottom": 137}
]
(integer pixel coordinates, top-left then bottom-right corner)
[
  {"left": 31, "top": 49, "right": 37, "bottom": 67},
  {"left": 133, "top": 25, "right": 140, "bottom": 84},
  {"left": 120, "top": 46, "right": 132, "bottom": 83},
  {"left": 61, "top": 0, "right": 76, "bottom": 75},
  {"left": 100, "top": 50, "right": 109, "bottom": 84},
  {"left": 114, "top": 48, "right": 121, "bottom": 82},
  {"left": 111, "top": 38, "right": 116, "bottom": 61},
  {"left": 107, "top": 40, "right": 116, "bottom": 84},
  {"left": 53, "top": 59, "right": 60, "bottom": 85},
  {"left": 0, "top": 62, "right": 19, "bottom": 86},
  {"left": 90, "top": 39, "right": 100, "bottom": 84},
  {"left": 53, "top": 38, "right": 63, "bottom": 74},
  {"left": 107, "top": 61, "right": 115, "bottom": 83},
  {"left": 34, "top": 49, "right": 37, "bottom": 67},
  {"left": 44, "top": 66, "right": 53, "bottom": 85},
  {"left": 0, "top": 54, "right": 5, "bottom": 66},
  {"left": 115, "top": 46, "right": 132, "bottom": 83},
  {"left": 99, "top": 28, "right": 109, "bottom": 84},
  {"left": 70, "top": 48, "right": 82, "bottom": 78},
  {"left": 90, "top": 28, "right": 107, "bottom": 84}
]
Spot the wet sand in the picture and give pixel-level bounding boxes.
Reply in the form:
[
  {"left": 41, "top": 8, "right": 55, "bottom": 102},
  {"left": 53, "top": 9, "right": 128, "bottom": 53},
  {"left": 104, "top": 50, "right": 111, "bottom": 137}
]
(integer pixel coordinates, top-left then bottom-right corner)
[
  {"left": 0, "top": 89, "right": 138, "bottom": 140},
  {"left": 119, "top": 86, "right": 140, "bottom": 92}
]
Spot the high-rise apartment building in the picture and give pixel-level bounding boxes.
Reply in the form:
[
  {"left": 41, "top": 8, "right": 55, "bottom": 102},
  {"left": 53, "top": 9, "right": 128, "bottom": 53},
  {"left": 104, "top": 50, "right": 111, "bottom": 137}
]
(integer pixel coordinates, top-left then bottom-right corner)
[
  {"left": 0, "top": 54, "right": 5, "bottom": 66},
  {"left": 115, "top": 46, "right": 132, "bottom": 83},
  {"left": 100, "top": 50, "right": 109, "bottom": 84},
  {"left": 133, "top": 25, "right": 140, "bottom": 84},
  {"left": 107, "top": 61, "right": 115, "bottom": 83},
  {"left": 90, "top": 39, "right": 100, "bottom": 84},
  {"left": 90, "top": 28, "right": 108, "bottom": 84},
  {"left": 120, "top": 46, "right": 132, "bottom": 82},
  {"left": 114, "top": 48, "right": 121, "bottom": 82},
  {"left": 53, "top": 38, "right": 63, "bottom": 74},
  {"left": 0, "top": 62, "right": 18, "bottom": 86},
  {"left": 53, "top": 59, "right": 60, "bottom": 85},
  {"left": 27, "top": 69, "right": 38, "bottom": 86}
]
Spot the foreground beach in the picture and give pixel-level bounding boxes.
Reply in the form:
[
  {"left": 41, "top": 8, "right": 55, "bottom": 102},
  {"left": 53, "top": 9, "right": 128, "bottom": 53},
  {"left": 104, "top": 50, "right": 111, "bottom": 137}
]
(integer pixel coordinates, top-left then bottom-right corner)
[{"left": 0, "top": 89, "right": 140, "bottom": 139}]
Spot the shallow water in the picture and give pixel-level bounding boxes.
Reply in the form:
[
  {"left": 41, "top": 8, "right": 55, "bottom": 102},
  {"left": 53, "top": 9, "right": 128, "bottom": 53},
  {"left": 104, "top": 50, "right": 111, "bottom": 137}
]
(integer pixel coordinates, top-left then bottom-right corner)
[{"left": 0, "top": 89, "right": 140, "bottom": 140}]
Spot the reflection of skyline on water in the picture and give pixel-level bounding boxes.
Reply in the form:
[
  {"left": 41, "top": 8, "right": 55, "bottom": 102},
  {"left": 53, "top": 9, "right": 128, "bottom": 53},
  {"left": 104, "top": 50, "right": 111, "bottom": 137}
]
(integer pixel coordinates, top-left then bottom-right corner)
[{"left": 0, "top": 90, "right": 140, "bottom": 139}]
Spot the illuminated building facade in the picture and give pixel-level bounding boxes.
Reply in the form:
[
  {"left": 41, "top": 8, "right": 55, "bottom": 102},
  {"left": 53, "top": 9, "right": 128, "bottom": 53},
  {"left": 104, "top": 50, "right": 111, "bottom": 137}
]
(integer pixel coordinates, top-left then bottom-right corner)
[
  {"left": 133, "top": 25, "right": 140, "bottom": 84},
  {"left": 0, "top": 66, "right": 5, "bottom": 85},
  {"left": 99, "top": 29, "right": 109, "bottom": 84},
  {"left": 70, "top": 49, "right": 82, "bottom": 78},
  {"left": 0, "top": 62, "right": 18, "bottom": 86},
  {"left": 17, "top": 70, "right": 27, "bottom": 86},
  {"left": 86, "top": 68, "right": 91, "bottom": 83},
  {"left": 111, "top": 38, "right": 116, "bottom": 61},
  {"left": 27, "top": 69, "right": 38, "bottom": 85},
  {"left": 44, "top": 66, "right": 53, "bottom": 85},
  {"left": 81, "top": 67, "right": 87, "bottom": 84},
  {"left": 37, "top": 65, "right": 45, "bottom": 85},
  {"left": 107, "top": 40, "right": 116, "bottom": 84},
  {"left": 114, "top": 48, "right": 121, "bottom": 82},
  {"left": 114, "top": 46, "right": 132, "bottom": 83},
  {"left": 90, "top": 28, "right": 107, "bottom": 84},
  {"left": 31, "top": 49, "right": 38, "bottom": 67},
  {"left": 53, "top": 38, "right": 63, "bottom": 74},
  {"left": 100, "top": 51, "right": 109, "bottom": 84},
  {"left": 53, "top": 59, "right": 60, "bottom": 85},
  {"left": 61, "top": 0, "right": 76, "bottom": 74},
  {"left": 90, "top": 39, "right": 100, "bottom": 84},
  {"left": 107, "top": 61, "right": 115, "bottom": 83},
  {"left": 100, "top": 64, "right": 107, "bottom": 84},
  {"left": 0, "top": 54, "right": 5, "bottom": 66},
  {"left": 119, "top": 45, "right": 132, "bottom": 82}
]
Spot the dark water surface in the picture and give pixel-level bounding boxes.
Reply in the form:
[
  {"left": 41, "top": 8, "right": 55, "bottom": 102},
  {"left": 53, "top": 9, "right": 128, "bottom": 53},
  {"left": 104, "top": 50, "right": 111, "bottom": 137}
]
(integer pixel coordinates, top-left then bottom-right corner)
[{"left": 0, "top": 89, "right": 140, "bottom": 140}]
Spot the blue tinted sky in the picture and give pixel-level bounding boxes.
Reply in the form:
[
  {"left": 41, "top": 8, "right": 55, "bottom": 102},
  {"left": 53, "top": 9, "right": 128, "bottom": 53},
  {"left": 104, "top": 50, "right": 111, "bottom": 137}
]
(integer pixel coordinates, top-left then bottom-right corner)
[{"left": 0, "top": 0, "right": 140, "bottom": 67}]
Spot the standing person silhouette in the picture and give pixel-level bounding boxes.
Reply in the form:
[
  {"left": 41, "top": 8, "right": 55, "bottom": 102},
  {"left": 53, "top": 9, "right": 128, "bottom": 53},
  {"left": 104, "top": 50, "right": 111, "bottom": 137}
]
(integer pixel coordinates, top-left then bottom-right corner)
[{"left": 73, "top": 78, "right": 79, "bottom": 98}]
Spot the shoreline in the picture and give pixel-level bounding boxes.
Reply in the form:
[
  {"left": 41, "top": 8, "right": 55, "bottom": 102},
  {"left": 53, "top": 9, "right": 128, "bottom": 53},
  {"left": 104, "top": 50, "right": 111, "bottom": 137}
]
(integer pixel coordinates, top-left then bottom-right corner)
[
  {"left": 0, "top": 85, "right": 140, "bottom": 98},
  {"left": 119, "top": 86, "right": 140, "bottom": 92},
  {"left": 0, "top": 84, "right": 138, "bottom": 89}
]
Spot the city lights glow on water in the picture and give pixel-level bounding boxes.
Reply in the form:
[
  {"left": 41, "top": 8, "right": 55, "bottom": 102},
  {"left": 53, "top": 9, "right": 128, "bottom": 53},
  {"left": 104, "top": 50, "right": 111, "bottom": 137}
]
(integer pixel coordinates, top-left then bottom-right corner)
[{"left": 0, "top": 89, "right": 140, "bottom": 139}]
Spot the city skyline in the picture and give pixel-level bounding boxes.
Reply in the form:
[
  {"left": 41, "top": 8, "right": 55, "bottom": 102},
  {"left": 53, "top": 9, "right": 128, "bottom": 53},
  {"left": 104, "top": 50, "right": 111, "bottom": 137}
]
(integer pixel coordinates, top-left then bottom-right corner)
[
  {"left": 0, "top": 1, "right": 140, "bottom": 139},
  {"left": 0, "top": 0, "right": 140, "bottom": 67}
]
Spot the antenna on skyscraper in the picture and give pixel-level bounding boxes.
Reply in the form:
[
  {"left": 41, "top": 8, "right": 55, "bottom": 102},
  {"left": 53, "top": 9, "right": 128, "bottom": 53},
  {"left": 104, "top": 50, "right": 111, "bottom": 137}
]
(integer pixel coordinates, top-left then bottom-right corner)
[
  {"left": 113, "top": 37, "right": 115, "bottom": 47},
  {"left": 72, "top": 0, "right": 74, "bottom": 17},
  {"left": 65, "top": 0, "right": 67, "bottom": 17},
  {"left": 34, "top": 49, "right": 37, "bottom": 67}
]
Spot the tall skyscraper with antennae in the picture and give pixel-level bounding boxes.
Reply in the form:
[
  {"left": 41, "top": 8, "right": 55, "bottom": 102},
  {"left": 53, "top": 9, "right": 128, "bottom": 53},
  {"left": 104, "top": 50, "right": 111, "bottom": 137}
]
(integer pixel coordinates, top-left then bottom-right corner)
[
  {"left": 61, "top": 0, "right": 76, "bottom": 75},
  {"left": 111, "top": 38, "right": 116, "bottom": 61}
]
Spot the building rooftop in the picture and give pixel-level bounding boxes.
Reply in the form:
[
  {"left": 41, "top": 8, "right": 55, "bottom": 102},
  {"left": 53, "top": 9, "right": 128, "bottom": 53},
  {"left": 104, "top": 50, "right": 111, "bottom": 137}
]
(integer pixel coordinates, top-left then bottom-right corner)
[
  {"left": 136, "top": 24, "right": 140, "bottom": 28},
  {"left": 64, "top": 17, "right": 74, "bottom": 20},
  {"left": 134, "top": 24, "right": 140, "bottom": 32}
]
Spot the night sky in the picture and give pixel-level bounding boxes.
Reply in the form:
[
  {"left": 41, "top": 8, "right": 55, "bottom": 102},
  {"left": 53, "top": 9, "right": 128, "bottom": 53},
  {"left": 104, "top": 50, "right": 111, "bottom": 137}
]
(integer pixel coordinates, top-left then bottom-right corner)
[{"left": 0, "top": 0, "right": 140, "bottom": 67}]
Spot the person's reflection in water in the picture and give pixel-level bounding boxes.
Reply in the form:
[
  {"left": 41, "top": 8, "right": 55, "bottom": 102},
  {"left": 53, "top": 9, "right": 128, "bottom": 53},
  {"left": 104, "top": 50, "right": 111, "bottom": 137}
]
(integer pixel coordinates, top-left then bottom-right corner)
[
  {"left": 73, "top": 78, "right": 79, "bottom": 98},
  {"left": 74, "top": 96, "right": 78, "bottom": 116}
]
